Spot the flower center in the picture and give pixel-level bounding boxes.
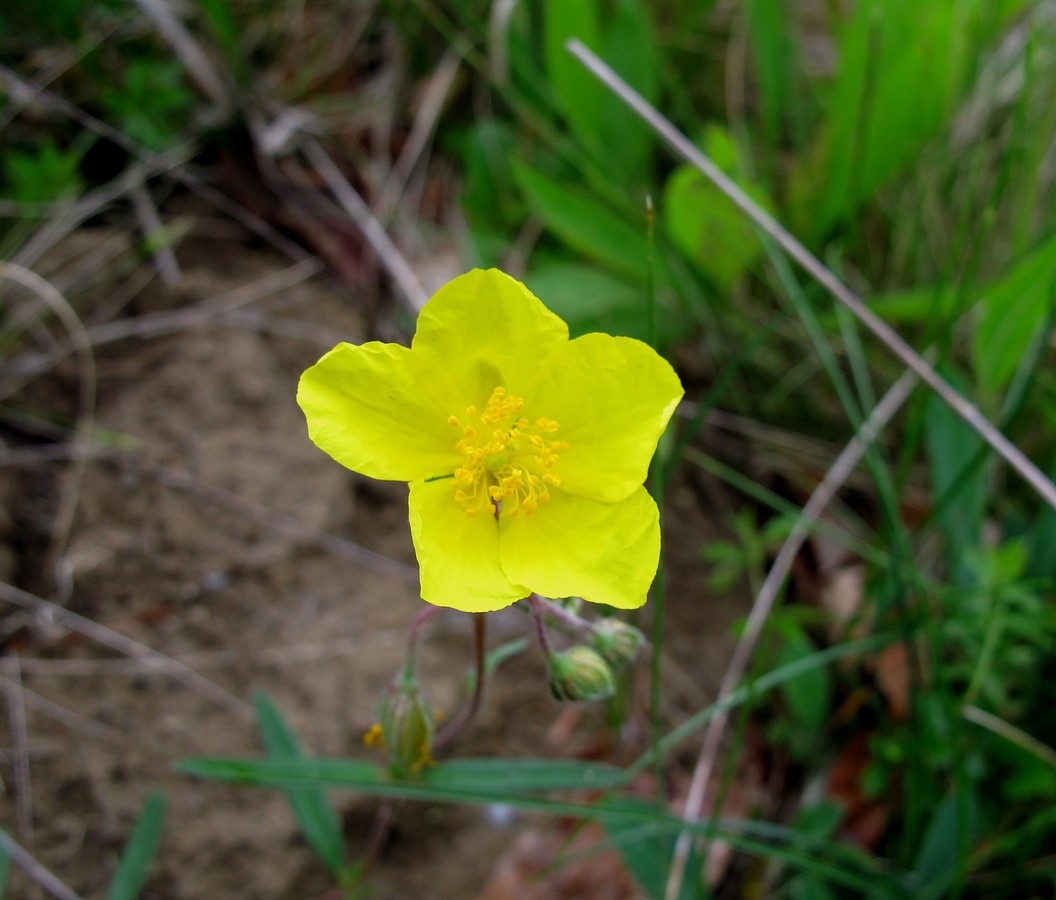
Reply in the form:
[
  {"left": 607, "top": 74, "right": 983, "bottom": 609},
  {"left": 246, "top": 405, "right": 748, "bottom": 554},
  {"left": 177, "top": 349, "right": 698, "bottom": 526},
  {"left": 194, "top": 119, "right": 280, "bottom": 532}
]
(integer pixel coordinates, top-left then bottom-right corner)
[{"left": 447, "top": 386, "right": 567, "bottom": 517}]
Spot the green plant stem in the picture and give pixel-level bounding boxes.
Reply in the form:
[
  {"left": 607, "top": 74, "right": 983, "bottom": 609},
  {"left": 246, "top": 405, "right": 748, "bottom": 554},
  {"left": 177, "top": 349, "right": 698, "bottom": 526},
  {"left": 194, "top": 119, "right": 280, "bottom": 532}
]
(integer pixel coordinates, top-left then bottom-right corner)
[
  {"left": 528, "top": 594, "right": 557, "bottom": 658},
  {"left": 531, "top": 596, "right": 594, "bottom": 635},
  {"left": 406, "top": 604, "right": 441, "bottom": 668},
  {"left": 435, "top": 613, "right": 488, "bottom": 752}
]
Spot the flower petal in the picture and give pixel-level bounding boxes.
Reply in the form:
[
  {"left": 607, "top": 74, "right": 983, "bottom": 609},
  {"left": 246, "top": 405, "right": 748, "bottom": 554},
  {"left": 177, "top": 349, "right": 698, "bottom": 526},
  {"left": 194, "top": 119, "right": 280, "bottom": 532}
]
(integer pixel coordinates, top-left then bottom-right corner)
[
  {"left": 532, "top": 333, "right": 683, "bottom": 502},
  {"left": 499, "top": 486, "right": 660, "bottom": 609},
  {"left": 412, "top": 269, "right": 569, "bottom": 404},
  {"left": 298, "top": 342, "right": 463, "bottom": 482},
  {"left": 409, "top": 480, "right": 530, "bottom": 612}
]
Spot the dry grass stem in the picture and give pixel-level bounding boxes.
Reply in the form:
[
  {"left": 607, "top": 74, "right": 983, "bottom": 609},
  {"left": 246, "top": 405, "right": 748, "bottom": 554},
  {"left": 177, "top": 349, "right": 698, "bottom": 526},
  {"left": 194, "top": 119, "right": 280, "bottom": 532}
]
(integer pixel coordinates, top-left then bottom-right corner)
[
  {"left": 0, "top": 672, "right": 121, "bottom": 740},
  {"left": 1, "top": 655, "right": 34, "bottom": 850},
  {"left": 130, "top": 184, "right": 181, "bottom": 284},
  {"left": 0, "top": 443, "right": 416, "bottom": 582},
  {"left": 3, "top": 258, "right": 322, "bottom": 386},
  {"left": 134, "top": 0, "right": 228, "bottom": 106},
  {"left": 11, "top": 631, "right": 407, "bottom": 677},
  {"left": 300, "top": 137, "right": 430, "bottom": 310},
  {"left": 0, "top": 263, "right": 96, "bottom": 599},
  {"left": 377, "top": 48, "right": 461, "bottom": 223},
  {"left": 667, "top": 369, "right": 919, "bottom": 899},
  {"left": 567, "top": 39, "right": 1056, "bottom": 512},
  {"left": 0, "top": 829, "right": 84, "bottom": 900},
  {"left": 0, "top": 65, "right": 312, "bottom": 265},
  {"left": 0, "top": 581, "right": 251, "bottom": 717}
]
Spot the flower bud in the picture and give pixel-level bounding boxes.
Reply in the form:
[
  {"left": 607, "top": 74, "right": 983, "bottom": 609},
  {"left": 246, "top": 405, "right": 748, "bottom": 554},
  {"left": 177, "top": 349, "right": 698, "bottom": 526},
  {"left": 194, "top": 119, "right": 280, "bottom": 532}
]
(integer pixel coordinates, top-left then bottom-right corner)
[
  {"left": 548, "top": 645, "right": 616, "bottom": 702},
  {"left": 590, "top": 619, "right": 645, "bottom": 671},
  {"left": 375, "top": 667, "right": 435, "bottom": 774}
]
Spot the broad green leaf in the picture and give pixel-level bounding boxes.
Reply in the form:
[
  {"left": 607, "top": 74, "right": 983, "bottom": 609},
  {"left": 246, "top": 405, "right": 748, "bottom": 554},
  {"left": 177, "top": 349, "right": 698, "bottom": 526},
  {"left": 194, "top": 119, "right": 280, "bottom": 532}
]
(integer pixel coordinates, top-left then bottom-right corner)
[
  {"left": 1027, "top": 457, "right": 1056, "bottom": 580},
  {"left": 924, "top": 366, "right": 988, "bottom": 585},
  {"left": 747, "top": 0, "right": 796, "bottom": 152},
  {"left": 789, "top": 873, "right": 839, "bottom": 900},
  {"left": 777, "top": 632, "right": 830, "bottom": 736},
  {"left": 544, "top": 0, "right": 604, "bottom": 152},
  {"left": 662, "top": 125, "right": 773, "bottom": 290},
  {"left": 456, "top": 119, "right": 524, "bottom": 235},
  {"left": 972, "top": 234, "right": 1056, "bottom": 394},
  {"left": 512, "top": 160, "right": 650, "bottom": 279},
  {"left": 910, "top": 789, "right": 980, "bottom": 892},
  {"left": 254, "top": 692, "right": 348, "bottom": 876},
  {"left": 865, "top": 287, "right": 959, "bottom": 325},
  {"left": 599, "top": 796, "right": 707, "bottom": 900},
  {"left": 0, "top": 832, "right": 8, "bottom": 899},
  {"left": 792, "top": 0, "right": 989, "bottom": 240},
  {"left": 598, "top": 0, "right": 660, "bottom": 183},
  {"left": 106, "top": 790, "right": 166, "bottom": 900},
  {"left": 526, "top": 261, "right": 687, "bottom": 343}
]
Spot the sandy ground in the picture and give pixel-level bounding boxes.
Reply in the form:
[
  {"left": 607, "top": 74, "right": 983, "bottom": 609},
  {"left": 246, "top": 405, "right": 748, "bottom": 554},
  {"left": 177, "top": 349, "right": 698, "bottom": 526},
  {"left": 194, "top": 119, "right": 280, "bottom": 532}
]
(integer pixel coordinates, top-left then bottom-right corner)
[{"left": 0, "top": 224, "right": 749, "bottom": 898}]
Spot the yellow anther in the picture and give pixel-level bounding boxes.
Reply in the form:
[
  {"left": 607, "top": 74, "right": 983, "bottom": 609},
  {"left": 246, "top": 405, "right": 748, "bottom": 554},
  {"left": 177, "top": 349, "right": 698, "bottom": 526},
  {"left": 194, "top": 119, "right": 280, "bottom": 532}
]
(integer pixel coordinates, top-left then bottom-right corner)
[{"left": 447, "top": 387, "right": 567, "bottom": 517}]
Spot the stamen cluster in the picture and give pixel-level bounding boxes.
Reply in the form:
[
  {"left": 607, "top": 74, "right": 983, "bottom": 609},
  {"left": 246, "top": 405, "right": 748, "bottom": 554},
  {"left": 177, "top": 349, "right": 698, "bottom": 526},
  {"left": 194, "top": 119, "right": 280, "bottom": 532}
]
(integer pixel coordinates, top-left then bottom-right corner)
[{"left": 448, "top": 386, "right": 567, "bottom": 517}]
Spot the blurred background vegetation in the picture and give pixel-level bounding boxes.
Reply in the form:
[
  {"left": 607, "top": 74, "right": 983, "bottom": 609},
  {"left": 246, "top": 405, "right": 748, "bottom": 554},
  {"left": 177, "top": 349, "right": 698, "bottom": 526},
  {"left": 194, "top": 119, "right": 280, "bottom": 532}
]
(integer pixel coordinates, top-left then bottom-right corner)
[{"left": 2, "top": 0, "right": 1056, "bottom": 897}]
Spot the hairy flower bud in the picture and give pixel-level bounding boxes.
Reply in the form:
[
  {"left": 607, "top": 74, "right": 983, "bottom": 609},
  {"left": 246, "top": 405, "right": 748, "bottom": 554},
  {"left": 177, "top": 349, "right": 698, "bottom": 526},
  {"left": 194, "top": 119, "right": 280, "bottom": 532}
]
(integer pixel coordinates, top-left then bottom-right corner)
[
  {"left": 375, "top": 667, "right": 435, "bottom": 774},
  {"left": 590, "top": 619, "right": 645, "bottom": 671},
  {"left": 548, "top": 645, "right": 616, "bottom": 702}
]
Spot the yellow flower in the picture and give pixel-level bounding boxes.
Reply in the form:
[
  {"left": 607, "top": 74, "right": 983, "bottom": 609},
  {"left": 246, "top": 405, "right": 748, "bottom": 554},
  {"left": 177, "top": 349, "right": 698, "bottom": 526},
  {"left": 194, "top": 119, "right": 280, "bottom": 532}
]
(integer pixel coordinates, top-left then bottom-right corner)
[{"left": 297, "top": 268, "right": 683, "bottom": 613}]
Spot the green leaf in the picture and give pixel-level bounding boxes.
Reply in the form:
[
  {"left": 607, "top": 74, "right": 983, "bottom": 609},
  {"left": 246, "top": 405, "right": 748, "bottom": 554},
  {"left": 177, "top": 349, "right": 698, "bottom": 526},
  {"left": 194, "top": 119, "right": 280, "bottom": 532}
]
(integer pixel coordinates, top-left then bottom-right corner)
[
  {"left": 747, "top": 0, "right": 796, "bottom": 152},
  {"left": 1027, "top": 457, "right": 1056, "bottom": 580},
  {"left": 193, "top": 0, "right": 242, "bottom": 74},
  {"left": 543, "top": 0, "right": 605, "bottom": 153},
  {"left": 788, "top": 873, "right": 840, "bottom": 900},
  {"left": 106, "top": 790, "right": 166, "bottom": 900},
  {"left": 597, "top": 0, "right": 660, "bottom": 183},
  {"left": 180, "top": 755, "right": 628, "bottom": 802},
  {"left": 662, "top": 125, "right": 773, "bottom": 290},
  {"left": 512, "top": 161, "right": 650, "bottom": 279},
  {"left": 598, "top": 796, "right": 707, "bottom": 900},
  {"left": 910, "top": 789, "right": 980, "bottom": 893},
  {"left": 777, "top": 632, "right": 830, "bottom": 736},
  {"left": 254, "top": 692, "right": 348, "bottom": 876},
  {"left": 924, "top": 365, "right": 988, "bottom": 584},
  {"left": 0, "top": 832, "right": 9, "bottom": 899},
  {"left": 864, "top": 287, "right": 959, "bottom": 325},
  {"left": 791, "top": 0, "right": 985, "bottom": 240},
  {"left": 526, "top": 261, "right": 687, "bottom": 343},
  {"left": 972, "top": 234, "right": 1056, "bottom": 395}
]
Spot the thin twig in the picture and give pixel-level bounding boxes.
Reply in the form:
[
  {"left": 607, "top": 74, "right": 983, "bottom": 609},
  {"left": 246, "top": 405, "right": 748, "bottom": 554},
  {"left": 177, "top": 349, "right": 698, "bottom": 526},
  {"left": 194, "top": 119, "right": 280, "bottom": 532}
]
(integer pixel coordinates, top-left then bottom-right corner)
[
  {"left": 0, "top": 829, "right": 84, "bottom": 900},
  {"left": 0, "top": 581, "right": 251, "bottom": 717},
  {"left": 566, "top": 39, "right": 1056, "bottom": 513},
  {"left": 665, "top": 369, "right": 919, "bottom": 899}
]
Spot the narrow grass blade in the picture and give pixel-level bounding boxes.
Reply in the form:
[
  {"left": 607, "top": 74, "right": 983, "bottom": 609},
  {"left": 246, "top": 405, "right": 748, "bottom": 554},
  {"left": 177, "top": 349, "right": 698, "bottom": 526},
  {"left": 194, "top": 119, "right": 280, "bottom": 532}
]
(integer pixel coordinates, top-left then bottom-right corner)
[
  {"left": 106, "top": 790, "right": 165, "bottom": 900},
  {"left": 0, "top": 833, "right": 8, "bottom": 899},
  {"left": 253, "top": 692, "right": 348, "bottom": 877}
]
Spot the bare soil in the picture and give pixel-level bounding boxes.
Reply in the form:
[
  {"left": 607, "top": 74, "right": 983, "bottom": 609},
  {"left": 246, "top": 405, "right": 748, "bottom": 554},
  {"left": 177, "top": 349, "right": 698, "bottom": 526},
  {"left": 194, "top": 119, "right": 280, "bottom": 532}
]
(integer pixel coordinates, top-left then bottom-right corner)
[{"left": 0, "top": 223, "right": 749, "bottom": 898}]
